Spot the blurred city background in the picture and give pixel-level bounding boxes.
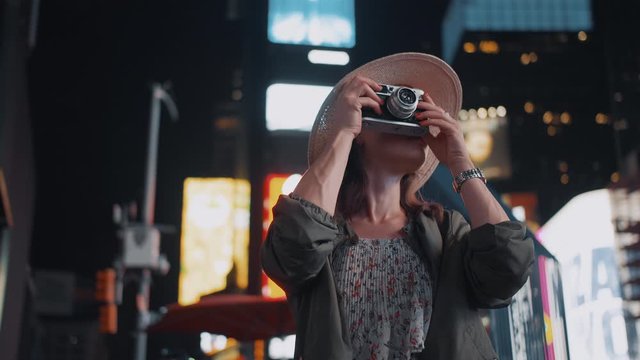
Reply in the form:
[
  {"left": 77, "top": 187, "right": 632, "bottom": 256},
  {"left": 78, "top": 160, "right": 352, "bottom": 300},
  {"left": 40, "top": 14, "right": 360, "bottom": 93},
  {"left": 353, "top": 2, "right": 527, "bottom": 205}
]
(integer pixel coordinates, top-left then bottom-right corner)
[{"left": 1, "top": 0, "right": 639, "bottom": 359}]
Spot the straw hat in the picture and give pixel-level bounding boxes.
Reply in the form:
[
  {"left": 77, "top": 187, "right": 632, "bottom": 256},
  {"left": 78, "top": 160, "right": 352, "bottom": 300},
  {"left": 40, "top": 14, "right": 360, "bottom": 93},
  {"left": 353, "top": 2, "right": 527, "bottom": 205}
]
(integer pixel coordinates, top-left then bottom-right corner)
[{"left": 308, "top": 52, "right": 463, "bottom": 188}]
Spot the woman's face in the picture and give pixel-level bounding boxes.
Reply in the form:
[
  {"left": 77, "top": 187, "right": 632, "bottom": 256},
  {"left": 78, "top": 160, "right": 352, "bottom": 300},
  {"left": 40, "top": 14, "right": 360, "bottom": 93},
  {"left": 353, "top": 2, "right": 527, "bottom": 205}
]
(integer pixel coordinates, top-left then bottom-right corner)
[{"left": 357, "top": 128, "right": 427, "bottom": 175}]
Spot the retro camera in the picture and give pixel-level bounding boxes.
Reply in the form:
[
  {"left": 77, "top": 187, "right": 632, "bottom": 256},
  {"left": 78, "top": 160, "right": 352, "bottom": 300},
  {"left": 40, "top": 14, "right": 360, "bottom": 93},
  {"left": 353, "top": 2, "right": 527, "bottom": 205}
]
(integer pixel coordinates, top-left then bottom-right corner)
[{"left": 362, "top": 84, "right": 427, "bottom": 137}]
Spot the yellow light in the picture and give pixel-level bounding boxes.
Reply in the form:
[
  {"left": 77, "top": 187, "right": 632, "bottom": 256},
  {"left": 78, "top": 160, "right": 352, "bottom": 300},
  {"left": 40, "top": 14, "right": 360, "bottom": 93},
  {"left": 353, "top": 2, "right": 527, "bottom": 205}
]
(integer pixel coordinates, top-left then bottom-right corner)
[
  {"left": 560, "top": 112, "right": 572, "bottom": 125},
  {"left": 595, "top": 113, "right": 609, "bottom": 124},
  {"left": 479, "top": 40, "right": 499, "bottom": 54},
  {"left": 179, "top": 178, "right": 250, "bottom": 305},
  {"left": 544, "top": 313, "right": 554, "bottom": 346},
  {"left": 463, "top": 42, "right": 477, "bottom": 53},
  {"left": 254, "top": 340, "right": 265, "bottom": 360},
  {"left": 488, "top": 107, "right": 497, "bottom": 118},
  {"left": 262, "top": 174, "right": 303, "bottom": 299},
  {"left": 477, "top": 107, "right": 488, "bottom": 119},
  {"left": 547, "top": 126, "right": 557, "bottom": 136},
  {"left": 578, "top": 31, "right": 588, "bottom": 42},
  {"left": 520, "top": 53, "right": 531, "bottom": 65},
  {"left": 529, "top": 52, "right": 538, "bottom": 63},
  {"left": 466, "top": 130, "right": 494, "bottom": 163},
  {"left": 496, "top": 106, "right": 507, "bottom": 117},
  {"left": 459, "top": 109, "right": 469, "bottom": 121},
  {"left": 560, "top": 174, "right": 569, "bottom": 184},
  {"left": 214, "top": 117, "right": 240, "bottom": 130},
  {"left": 543, "top": 111, "right": 554, "bottom": 124},
  {"left": 524, "top": 102, "right": 535, "bottom": 114},
  {"left": 611, "top": 172, "right": 620, "bottom": 183}
]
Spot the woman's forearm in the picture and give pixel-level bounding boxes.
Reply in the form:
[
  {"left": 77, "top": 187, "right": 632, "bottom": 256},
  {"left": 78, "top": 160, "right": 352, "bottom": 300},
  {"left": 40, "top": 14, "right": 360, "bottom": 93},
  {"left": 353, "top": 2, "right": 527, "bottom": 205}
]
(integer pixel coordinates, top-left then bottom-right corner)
[
  {"left": 292, "top": 130, "right": 355, "bottom": 216},
  {"left": 450, "top": 159, "right": 509, "bottom": 228}
]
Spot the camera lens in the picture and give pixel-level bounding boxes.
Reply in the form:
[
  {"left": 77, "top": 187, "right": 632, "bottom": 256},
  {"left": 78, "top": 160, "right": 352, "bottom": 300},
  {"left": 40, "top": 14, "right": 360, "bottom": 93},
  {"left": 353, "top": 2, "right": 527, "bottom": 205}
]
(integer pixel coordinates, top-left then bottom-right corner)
[
  {"left": 398, "top": 89, "right": 417, "bottom": 105},
  {"left": 387, "top": 87, "right": 418, "bottom": 119}
]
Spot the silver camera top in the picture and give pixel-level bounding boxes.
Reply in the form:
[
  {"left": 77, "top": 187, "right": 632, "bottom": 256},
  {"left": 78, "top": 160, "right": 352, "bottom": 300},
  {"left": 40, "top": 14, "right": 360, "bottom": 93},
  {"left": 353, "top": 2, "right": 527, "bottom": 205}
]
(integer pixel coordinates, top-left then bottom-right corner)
[
  {"left": 361, "top": 84, "right": 427, "bottom": 137},
  {"left": 376, "top": 84, "right": 425, "bottom": 120}
]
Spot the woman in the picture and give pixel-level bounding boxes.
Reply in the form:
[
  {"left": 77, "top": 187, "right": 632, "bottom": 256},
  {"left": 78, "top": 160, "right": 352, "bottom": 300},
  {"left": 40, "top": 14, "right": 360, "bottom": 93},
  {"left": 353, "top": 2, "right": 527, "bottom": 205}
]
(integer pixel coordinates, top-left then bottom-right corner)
[{"left": 261, "top": 53, "right": 534, "bottom": 360}]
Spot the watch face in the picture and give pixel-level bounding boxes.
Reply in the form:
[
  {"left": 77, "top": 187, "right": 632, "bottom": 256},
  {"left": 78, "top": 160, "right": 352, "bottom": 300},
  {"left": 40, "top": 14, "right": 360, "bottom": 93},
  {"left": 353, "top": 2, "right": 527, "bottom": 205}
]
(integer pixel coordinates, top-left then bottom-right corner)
[{"left": 465, "top": 130, "right": 493, "bottom": 163}]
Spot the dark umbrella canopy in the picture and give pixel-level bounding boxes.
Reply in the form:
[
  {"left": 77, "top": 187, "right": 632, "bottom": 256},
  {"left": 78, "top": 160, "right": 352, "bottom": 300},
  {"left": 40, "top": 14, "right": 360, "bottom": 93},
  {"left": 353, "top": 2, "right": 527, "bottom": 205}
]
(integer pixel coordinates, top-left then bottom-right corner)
[{"left": 148, "top": 294, "right": 295, "bottom": 341}]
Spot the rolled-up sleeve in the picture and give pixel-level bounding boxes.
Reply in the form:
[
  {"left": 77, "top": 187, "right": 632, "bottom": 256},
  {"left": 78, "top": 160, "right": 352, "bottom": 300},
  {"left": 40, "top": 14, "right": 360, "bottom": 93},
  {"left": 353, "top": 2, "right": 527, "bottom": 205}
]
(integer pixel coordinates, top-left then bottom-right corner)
[
  {"left": 260, "top": 195, "right": 342, "bottom": 293},
  {"left": 448, "top": 211, "right": 535, "bottom": 308}
]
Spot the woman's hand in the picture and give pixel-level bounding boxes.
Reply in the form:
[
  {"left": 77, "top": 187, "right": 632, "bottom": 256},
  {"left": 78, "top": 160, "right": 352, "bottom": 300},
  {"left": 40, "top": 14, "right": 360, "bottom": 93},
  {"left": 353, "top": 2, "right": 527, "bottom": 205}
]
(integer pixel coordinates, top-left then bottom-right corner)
[
  {"left": 292, "top": 76, "right": 383, "bottom": 216},
  {"left": 330, "top": 75, "right": 384, "bottom": 137},
  {"left": 414, "top": 93, "right": 473, "bottom": 173},
  {"left": 416, "top": 94, "right": 509, "bottom": 226}
]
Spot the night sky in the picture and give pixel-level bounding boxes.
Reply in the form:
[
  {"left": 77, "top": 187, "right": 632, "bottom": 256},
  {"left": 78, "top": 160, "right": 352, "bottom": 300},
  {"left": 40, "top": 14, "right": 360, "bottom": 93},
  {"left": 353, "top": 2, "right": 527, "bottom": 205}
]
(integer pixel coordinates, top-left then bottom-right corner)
[{"left": 28, "top": 0, "right": 241, "bottom": 270}]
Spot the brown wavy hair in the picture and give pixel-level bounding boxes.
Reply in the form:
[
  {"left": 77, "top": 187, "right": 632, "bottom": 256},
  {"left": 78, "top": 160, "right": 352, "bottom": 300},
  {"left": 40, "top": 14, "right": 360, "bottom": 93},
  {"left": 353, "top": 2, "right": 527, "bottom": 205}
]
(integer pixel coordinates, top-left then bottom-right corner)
[{"left": 336, "top": 140, "right": 444, "bottom": 224}]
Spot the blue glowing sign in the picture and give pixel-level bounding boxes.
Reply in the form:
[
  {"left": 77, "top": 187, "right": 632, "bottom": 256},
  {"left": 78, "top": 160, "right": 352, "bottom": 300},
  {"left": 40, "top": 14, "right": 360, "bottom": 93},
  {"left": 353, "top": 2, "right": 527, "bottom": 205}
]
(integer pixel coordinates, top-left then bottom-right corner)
[{"left": 268, "top": 0, "right": 356, "bottom": 48}]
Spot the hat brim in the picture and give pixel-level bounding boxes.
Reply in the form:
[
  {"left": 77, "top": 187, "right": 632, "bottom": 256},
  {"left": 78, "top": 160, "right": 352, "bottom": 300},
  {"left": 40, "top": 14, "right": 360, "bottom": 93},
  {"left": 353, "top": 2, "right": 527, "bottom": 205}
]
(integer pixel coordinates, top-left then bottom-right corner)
[{"left": 309, "top": 52, "right": 463, "bottom": 188}]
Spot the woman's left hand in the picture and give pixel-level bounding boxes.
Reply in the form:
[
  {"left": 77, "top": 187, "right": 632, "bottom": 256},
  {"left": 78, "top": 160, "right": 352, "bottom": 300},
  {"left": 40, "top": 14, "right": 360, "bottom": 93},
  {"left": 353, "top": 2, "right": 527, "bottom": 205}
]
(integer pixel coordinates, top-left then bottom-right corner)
[{"left": 414, "top": 93, "right": 472, "bottom": 171}]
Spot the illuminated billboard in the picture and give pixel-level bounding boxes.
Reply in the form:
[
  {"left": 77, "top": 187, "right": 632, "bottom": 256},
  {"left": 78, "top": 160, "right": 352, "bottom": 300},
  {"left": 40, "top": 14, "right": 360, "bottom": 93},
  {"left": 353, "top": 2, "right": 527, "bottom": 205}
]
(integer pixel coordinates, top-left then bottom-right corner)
[
  {"left": 178, "top": 178, "right": 250, "bottom": 305},
  {"left": 268, "top": 0, "right": 356, "bottom": 48},
  {"left": 266, "top": 83, "right": 333, "bottom": 132},
  {"left": 538, "top": 189, "right": 634, "bottom": 359},
  {"left": 460, "top": 106, "right": 511, "bottom": 180}
]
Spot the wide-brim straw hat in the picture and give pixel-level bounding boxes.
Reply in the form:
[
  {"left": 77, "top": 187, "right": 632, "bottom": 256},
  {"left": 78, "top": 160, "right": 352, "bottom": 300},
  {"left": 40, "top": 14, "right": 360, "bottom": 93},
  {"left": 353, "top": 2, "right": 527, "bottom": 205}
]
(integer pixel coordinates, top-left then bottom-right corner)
[{"left": 309, "top": 52, "right": 463, "bottom": 189}]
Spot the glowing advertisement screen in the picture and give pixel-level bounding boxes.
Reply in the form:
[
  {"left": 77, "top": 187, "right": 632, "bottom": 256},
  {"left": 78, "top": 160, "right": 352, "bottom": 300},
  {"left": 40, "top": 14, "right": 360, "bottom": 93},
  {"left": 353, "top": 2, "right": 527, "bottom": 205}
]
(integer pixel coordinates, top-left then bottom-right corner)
[
  {"left": 460, "top": 106, "right": 511, "bottom": 180},
  {"left": 538, "top": 189, "right": 635, "bottom": 359},
  {"left": 268, "top": 0, "right": 356, "bottom": 48},
  {"left": 178, "top": 178, "right": 250, "bottom": 305},
  {"left": 266, "top": 83, "right": 333, "bottom": 132}
]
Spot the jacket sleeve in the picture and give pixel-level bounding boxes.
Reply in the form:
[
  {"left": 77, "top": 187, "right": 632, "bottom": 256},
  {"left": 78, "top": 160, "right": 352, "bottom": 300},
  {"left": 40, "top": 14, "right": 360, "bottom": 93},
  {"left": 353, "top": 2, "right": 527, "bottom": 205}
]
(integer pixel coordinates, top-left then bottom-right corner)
[
  {"left": 260, "top": 194, "right": 342, "bottom": 293},
  {"left": 447, "top": 210, "right": 535, "bottom": 308}
]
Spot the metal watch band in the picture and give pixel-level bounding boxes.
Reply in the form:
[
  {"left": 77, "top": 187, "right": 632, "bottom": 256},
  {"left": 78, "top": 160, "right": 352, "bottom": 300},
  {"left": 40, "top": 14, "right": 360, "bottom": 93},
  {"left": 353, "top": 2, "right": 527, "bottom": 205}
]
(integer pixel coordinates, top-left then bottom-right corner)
[{"left": 452, "top": 167, "right": 486, "bottom": 193}]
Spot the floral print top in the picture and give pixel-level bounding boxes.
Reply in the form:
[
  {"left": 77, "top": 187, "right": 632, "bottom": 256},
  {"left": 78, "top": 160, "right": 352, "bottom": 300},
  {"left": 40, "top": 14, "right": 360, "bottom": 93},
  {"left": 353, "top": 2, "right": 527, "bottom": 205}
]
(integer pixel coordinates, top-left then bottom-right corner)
[{"left": 332, "top": 234, "right": 433, "bottom": 360}]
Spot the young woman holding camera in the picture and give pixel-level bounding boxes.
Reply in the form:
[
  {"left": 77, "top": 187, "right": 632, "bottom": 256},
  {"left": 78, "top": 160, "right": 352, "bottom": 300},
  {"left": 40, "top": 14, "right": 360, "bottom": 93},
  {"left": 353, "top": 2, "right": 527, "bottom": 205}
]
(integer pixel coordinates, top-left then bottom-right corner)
[{"left": 261, "top": 53, "right": 534, "bottom": 360}]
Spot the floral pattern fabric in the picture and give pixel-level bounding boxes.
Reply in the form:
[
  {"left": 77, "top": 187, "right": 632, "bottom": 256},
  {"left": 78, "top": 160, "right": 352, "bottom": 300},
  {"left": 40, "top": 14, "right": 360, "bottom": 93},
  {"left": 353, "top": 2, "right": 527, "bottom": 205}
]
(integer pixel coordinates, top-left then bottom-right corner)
[{"left": 332, "top": 236, "right": 432, "bottom": 360}]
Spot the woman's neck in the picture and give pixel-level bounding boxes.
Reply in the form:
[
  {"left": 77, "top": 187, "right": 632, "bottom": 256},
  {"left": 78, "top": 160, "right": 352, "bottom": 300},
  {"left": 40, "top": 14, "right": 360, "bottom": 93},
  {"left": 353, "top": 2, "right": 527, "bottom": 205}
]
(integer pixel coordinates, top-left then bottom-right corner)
[
  {"left": 358, "top": 168, "right": 405, "bottom": 223},
  {"left": 348, "top": 171, "right": 408, "bottom": 239}
]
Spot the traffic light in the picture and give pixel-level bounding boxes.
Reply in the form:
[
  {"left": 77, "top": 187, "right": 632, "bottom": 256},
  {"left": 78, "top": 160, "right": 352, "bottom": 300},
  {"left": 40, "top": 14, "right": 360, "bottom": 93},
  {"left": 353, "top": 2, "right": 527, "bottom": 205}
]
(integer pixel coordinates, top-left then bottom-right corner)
[
  {"left": 95, "top": 268, "right": 115, "bottom": 302},
  {"left": 99, "top": 303, "right": 117, "bottom": 334},
  {"left": 95, "top": 269, "right": 117, "bottom": 334}
]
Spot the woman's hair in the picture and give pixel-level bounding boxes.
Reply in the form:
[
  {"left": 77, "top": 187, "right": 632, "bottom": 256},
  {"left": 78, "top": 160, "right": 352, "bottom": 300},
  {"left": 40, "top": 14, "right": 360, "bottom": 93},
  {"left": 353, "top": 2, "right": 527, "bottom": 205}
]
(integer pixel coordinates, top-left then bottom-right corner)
[{"left": 336, "top": 140, "right": 444, "bottom": 223}]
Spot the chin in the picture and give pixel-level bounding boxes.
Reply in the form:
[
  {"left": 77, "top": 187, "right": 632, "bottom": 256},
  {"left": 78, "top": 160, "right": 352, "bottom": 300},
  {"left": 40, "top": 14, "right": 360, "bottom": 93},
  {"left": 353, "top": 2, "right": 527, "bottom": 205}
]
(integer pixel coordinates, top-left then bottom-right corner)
[
  {"left": 361, "top": 132, "right": 427, "bottom": 173},
  {"left": 391, "top": 148, "right": 426, "bottom": 174},
  {"left": 404, "top": 154, "right": 426, "bottom": 173}
]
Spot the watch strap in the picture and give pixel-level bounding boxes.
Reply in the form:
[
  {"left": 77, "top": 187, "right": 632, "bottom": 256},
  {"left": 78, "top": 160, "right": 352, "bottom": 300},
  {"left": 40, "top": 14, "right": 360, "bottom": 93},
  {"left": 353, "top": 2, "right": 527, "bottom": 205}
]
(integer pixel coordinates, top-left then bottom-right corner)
[{"left": 452, "top": 168, "right": 486, "bottom": 193}]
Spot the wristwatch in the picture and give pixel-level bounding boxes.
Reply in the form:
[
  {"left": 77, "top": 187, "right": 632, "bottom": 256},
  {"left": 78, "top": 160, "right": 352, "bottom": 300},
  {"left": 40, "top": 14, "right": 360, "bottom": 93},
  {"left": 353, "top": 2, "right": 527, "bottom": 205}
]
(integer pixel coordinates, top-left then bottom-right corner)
[{"left": 453, "top": 168, "right": 486, "bottom": 193}]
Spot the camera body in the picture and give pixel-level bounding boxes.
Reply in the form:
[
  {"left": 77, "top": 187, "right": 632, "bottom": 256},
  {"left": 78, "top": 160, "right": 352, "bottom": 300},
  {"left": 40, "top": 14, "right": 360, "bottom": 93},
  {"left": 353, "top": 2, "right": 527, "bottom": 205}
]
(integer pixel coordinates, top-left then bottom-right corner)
[{"left": 362, "top": 84, "right": 427, "bottom": 137}]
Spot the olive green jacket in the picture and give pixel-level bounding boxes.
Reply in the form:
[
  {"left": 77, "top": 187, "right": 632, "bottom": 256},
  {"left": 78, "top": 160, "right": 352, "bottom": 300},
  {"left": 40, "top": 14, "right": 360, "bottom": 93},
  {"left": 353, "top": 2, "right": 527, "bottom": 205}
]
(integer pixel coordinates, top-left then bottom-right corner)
[{"left": 261, "top": 195, "right": 534, "bottom": 360}]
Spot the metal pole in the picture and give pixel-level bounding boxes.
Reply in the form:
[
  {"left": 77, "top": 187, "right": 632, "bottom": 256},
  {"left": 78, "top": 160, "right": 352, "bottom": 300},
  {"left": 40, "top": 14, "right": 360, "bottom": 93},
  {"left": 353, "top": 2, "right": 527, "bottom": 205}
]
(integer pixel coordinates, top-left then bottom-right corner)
[
  {"left": 142, "top": 84, "right": 163, "bottom": 226},
  {"left": 134, "top": 83, "right": 178, "bottom": 360},
  {"left": 134, "top": 85, "right": 162, "bottom": 360},
  {"left": 134, "top": 269, "right": 152, "bottom": 360}
]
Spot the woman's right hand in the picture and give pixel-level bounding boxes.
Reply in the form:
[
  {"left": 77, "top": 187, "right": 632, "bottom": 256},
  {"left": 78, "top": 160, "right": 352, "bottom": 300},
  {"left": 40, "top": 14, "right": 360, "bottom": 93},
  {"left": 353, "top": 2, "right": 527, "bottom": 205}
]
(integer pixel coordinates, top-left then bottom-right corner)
[
  {"left": 292, "top": 76, "right": 384, "bottom": 216},
  {"left": 330, "top": 75, "right": 384, "bottom": 137}
]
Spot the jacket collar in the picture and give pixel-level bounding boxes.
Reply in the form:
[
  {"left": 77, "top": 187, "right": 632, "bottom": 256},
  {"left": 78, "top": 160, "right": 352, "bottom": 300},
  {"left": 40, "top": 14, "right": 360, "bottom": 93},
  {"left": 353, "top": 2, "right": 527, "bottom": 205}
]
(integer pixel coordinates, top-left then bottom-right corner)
[
  {"left": 414, "top": 211, "right": 444, "bottom": 278},
  {"left": 338, "top": 211, "right": 443, "bottom": 267}
]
